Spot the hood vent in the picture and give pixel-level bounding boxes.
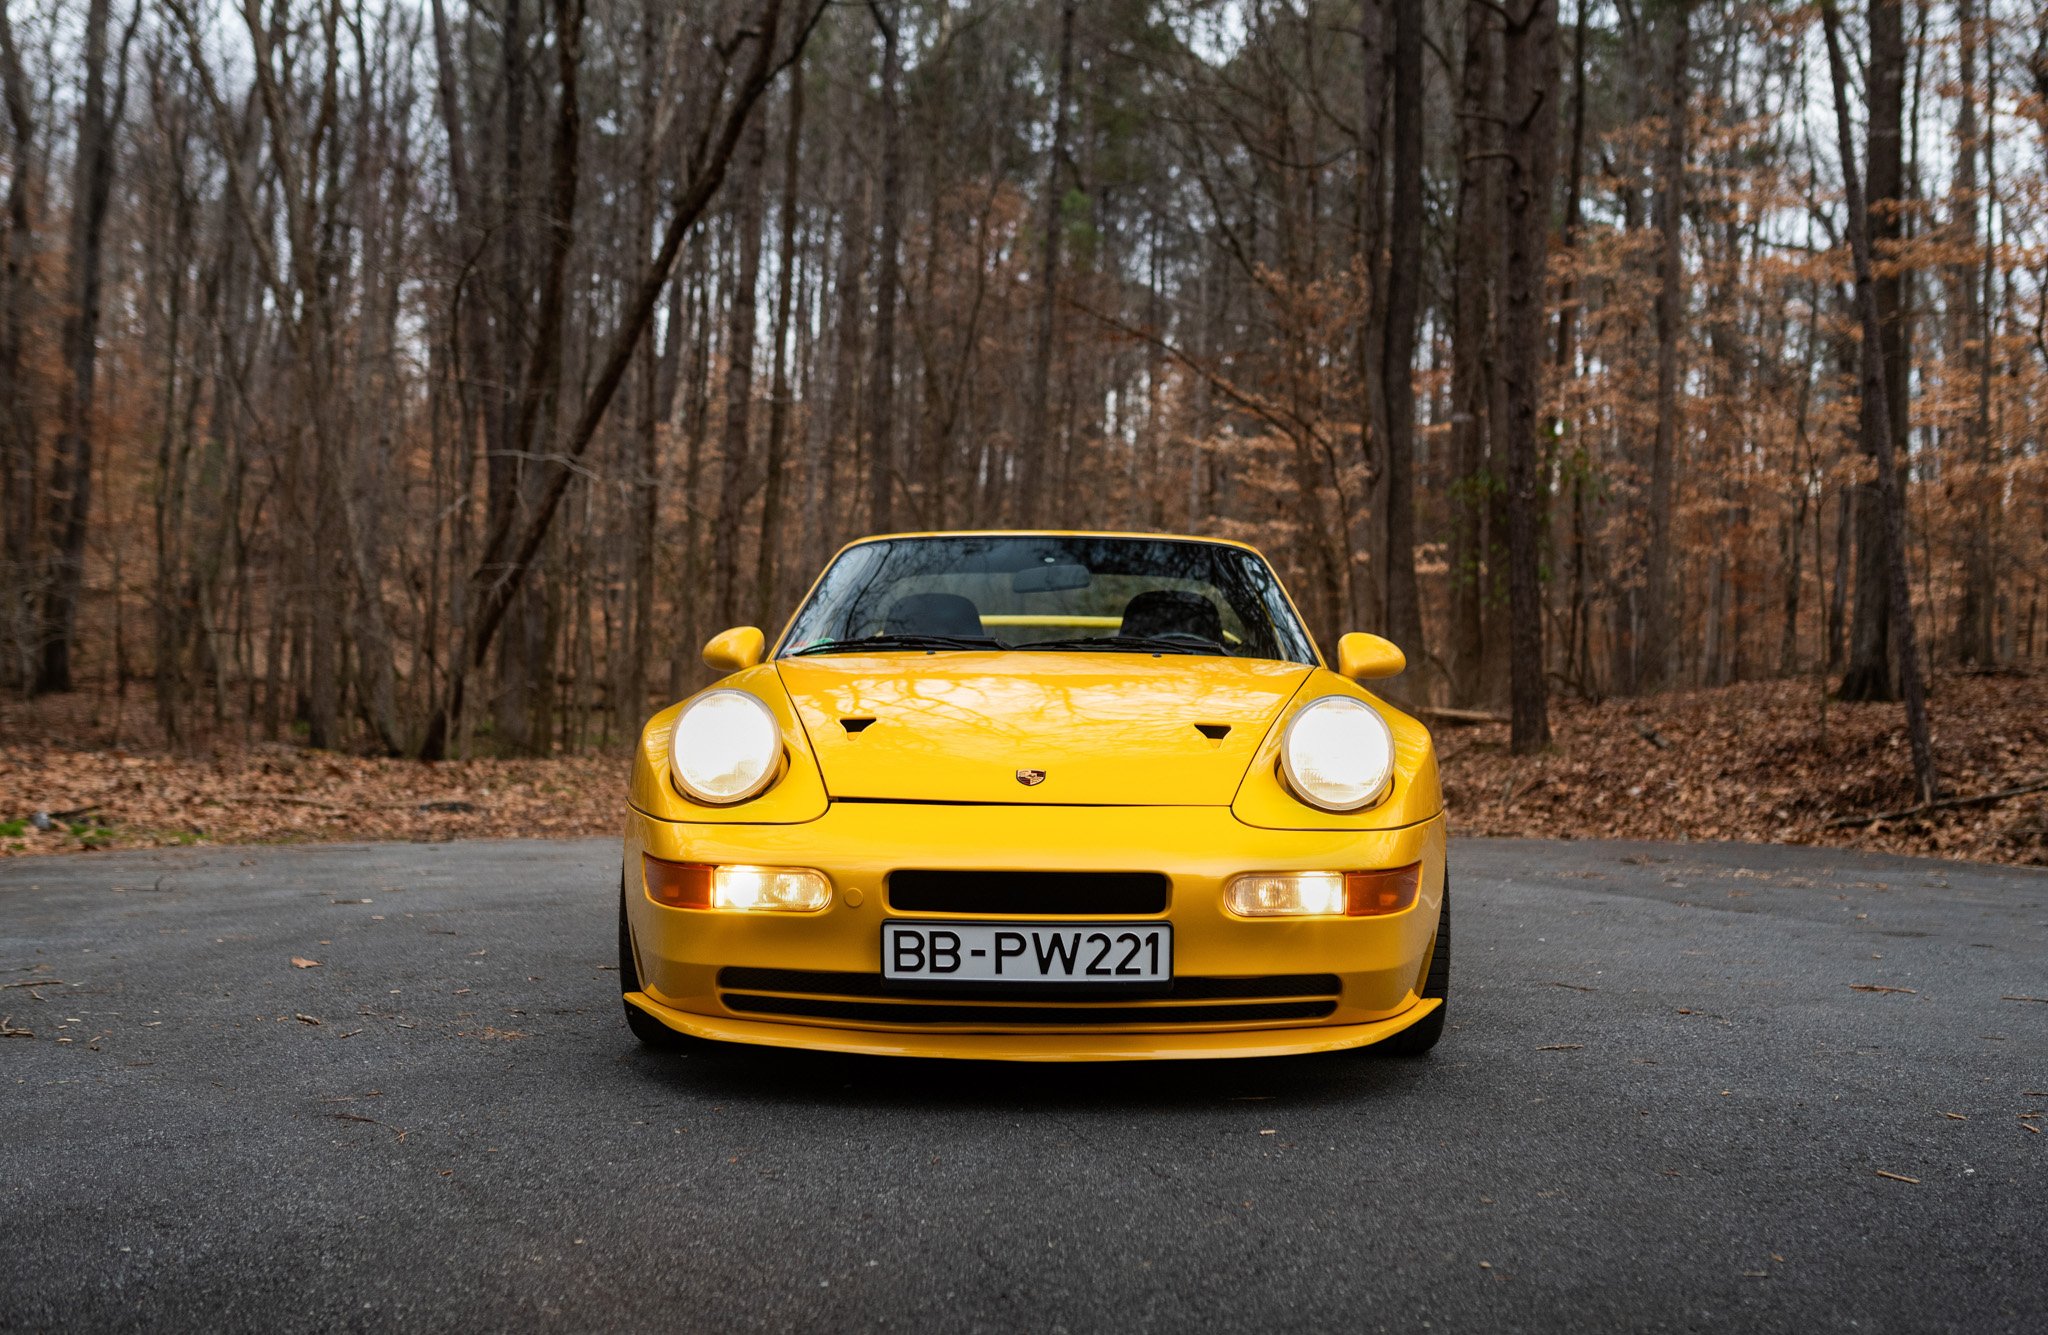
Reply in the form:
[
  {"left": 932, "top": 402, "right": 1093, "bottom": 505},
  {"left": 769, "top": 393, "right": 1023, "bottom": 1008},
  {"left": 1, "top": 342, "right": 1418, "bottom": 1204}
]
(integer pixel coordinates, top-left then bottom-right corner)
[
  {"left": 840, "top": 717, "right": 876, "bottom": 734},
  {"left": 1194, "top": 723, "right": 1232, "bottom": 740}
]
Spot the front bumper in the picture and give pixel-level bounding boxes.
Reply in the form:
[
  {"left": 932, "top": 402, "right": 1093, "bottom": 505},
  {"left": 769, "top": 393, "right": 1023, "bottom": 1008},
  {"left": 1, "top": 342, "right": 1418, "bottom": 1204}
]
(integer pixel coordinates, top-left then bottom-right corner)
[{"left": 622, "top": 802, "right": 1447, "bottom": 1062}]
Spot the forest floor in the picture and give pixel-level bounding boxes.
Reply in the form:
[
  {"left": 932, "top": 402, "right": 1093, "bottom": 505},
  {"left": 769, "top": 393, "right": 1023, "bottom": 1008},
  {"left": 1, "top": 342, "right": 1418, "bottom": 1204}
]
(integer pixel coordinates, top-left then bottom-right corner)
[{"left": 1, "top": 669, "right": 2042, "bottom": 866}]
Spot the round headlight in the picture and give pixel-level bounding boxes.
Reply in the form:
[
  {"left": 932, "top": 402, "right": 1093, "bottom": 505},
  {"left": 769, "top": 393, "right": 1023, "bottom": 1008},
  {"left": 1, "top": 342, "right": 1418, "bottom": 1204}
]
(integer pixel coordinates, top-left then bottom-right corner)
[
  {"left": 1279, "top": 696, "right": 1395, "bottom": 812},
  {"left": 669, "top": 690, "right": 782, "bottom": 805}
]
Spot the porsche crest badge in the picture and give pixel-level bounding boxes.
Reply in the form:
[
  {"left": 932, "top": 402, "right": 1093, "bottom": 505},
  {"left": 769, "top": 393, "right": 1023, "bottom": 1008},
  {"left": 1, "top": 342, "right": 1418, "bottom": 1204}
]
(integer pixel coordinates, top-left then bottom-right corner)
[{"left": 1015, "top": 768, "right": 1047, "bottom": 787}]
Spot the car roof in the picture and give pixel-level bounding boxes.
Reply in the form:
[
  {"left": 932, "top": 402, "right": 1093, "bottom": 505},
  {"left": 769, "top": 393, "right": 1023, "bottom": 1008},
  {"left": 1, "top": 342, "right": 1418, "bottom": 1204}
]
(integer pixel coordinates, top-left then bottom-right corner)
[{"left": 837, "top": 530, "right": 1271, "bottom": 558}]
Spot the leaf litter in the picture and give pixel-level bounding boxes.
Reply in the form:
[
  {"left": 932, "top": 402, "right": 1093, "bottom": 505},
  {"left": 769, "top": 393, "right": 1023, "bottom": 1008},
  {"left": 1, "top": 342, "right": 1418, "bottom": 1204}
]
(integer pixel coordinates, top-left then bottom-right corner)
[{"left": 3, "top": 671, "right": 2044, "bottom": 865}]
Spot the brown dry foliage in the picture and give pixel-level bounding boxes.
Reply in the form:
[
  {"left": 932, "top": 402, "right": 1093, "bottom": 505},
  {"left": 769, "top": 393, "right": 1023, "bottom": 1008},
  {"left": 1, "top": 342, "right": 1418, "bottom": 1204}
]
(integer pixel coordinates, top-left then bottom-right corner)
[
  {"left": 2, "top": 671, "right": 2042, "bottom": 866},
  {"left": 1443, "top": 670, "right": 2047, "bottom": 866}
]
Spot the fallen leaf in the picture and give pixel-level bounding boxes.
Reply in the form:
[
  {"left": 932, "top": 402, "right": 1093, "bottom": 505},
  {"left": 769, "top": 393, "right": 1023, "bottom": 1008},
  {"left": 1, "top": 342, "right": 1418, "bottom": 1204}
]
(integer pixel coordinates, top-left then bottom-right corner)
[
  {"left": 2000, "top": 995, "right": 2047, "bottom": 1004},
  {"left": 0, "top": 1016, "right": 31, "bottom": 1038},
  {"left": 1849, "top": 984, "right": 1917, "bottom": 995},
  {"left": 1940, "top": 1112, "right": 1967, "bottom": 1121},
  {"left": 13, "top": 674, "right": 2044, "bottom": 868},
  {"left": 1874, "top": 1170, "right": 1920, "bottom": 1184},
  {"left": 291, "top": 957, "right": 321, "bottom": 969},
  {"left": 1258, "top": 1129, "right": 1276, "bottom": 1136},
  {"left": 294, "top": 1013, "right": 322, "bottom": 1026},
  {"left": 1536, "top": 1043, "right": 1584, "bottom": 1051}
]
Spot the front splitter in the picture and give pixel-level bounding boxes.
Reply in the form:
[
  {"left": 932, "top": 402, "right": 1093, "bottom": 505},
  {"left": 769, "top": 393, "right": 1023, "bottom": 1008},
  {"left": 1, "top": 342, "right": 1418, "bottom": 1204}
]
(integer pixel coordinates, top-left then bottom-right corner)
[{"left": 623, "top": 990, "right": 1441, "bottom": 1062}]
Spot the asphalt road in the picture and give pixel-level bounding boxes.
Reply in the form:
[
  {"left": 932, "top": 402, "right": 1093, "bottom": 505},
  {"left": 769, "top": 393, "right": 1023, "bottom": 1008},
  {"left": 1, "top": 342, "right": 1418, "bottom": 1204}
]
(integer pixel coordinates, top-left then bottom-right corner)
[{"left": 2, "top": 836, "right": 2043, "bottom": 1333}]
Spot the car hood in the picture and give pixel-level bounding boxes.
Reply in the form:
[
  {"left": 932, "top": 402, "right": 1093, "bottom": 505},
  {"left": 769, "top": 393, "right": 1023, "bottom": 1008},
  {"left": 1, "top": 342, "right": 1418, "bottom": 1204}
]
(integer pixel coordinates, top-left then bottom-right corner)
[{"left": 776, "top": 652, "right": 1315, "bottom": 805}]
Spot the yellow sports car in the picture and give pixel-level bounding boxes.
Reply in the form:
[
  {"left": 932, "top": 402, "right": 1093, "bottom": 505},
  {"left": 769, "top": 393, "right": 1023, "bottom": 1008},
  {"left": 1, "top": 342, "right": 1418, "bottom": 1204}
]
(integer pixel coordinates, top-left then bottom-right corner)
[{"left": 619, "top": 531, "right": 1447, "bottom": 1061}]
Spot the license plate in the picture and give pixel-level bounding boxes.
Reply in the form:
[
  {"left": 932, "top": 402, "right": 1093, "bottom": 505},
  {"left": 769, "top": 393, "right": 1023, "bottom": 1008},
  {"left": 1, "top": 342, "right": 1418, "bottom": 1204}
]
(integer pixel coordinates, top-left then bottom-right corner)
[{"left": 882, "top": 921, "right": 1172, "bottom": 984}]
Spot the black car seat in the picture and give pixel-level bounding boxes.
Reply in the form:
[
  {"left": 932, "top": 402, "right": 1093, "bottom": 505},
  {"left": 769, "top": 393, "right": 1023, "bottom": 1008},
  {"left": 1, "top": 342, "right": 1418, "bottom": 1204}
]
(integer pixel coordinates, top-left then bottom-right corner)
[
  {"left": 1118, "top": 590, "right": 1223, "bottom": 644},
  {"left": 882, "top": 592, "right": 985, "bottom": 638}
]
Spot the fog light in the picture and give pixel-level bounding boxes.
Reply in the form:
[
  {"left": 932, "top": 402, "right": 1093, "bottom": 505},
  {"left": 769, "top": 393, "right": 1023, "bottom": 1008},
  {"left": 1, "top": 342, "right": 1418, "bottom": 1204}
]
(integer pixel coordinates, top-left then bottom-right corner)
[
  {"left": 712, "top": 865, "right": 831, "bottom": 912},
  {"left": 1225, "top": 872, "right": 1346, "bottom": 917},
  {"left": 1224, "top": 864, "right": 1422, "bottom": 918}
]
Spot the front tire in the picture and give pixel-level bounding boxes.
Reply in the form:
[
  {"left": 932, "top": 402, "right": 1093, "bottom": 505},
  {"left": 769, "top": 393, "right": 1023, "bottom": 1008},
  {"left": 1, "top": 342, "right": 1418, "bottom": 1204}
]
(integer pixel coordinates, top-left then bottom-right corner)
[
  {"left": 1376, "top": 876, "right": 1449, "bottom": 1057},
  {"left": 620, "top": 884, "right": 692, "bottom": 1050}
]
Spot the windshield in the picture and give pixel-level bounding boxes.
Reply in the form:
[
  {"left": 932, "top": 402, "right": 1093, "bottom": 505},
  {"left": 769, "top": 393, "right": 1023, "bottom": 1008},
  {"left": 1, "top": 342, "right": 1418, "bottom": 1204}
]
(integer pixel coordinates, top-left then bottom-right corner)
[{"left": 778, "top": 535, "right": 1318, "bottom": 664}]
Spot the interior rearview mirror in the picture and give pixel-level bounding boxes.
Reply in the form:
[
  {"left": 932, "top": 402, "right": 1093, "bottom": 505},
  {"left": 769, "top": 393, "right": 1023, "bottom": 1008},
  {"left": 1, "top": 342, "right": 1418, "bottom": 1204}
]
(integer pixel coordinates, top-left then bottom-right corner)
[
  {"left": 703, "top": 626, "right": 766, "bottom": 673},
  {"left": 1011, "top": 562, "right": 1092, "bottom": 594},
  {"left": 1336, "top": 632, "right": 1405, "bottom": 681}
]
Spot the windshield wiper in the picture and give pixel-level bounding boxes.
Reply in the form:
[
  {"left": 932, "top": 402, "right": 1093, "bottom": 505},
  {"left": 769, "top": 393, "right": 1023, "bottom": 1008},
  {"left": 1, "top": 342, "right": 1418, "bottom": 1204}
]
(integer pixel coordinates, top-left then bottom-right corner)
[
  {"left": 1021, "top": 634, "right": 1221, "bottom": 656},
  {"left": 789, "top": 633, "right": 1004, "bottom": 656}
]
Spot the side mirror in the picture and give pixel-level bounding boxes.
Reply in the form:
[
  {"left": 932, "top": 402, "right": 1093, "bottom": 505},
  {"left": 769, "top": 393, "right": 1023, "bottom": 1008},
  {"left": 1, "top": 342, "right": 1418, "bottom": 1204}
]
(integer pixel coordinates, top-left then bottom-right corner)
[
  {"left": 1336, "top": 632, "right": 1405, "bottom": 681},
  {"left": 702, "top": 626, "right": 766, "bottom": 673}
]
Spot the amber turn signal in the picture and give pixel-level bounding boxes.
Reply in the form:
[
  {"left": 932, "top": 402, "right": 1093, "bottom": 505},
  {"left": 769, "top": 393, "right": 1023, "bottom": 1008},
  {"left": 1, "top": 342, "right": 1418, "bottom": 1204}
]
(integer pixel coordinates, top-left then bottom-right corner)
[
  {"left": 1342, "top": 863, "right": 1421, "bottom": 916},
  {"left": 643, "top": 854, "right": 714, "bottom": 909}
]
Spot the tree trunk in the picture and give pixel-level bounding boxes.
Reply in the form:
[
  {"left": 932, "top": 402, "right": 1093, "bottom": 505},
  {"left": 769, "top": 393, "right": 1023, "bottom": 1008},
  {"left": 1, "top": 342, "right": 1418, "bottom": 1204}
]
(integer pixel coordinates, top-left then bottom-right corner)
[
  {"left": 810, "top": 169, "right": 866, "bottom": 575},
  {"left": 1350, "top": 0, "right": 1388, "bottom": 635},
  {"left": 1839, "top": 0, "right": 1908, "bottom": 702},
  {"left": 757, "top": 60, "right": 804, "bottom": 629},
  {"left": 1017, "top": 0, "right": 1075, "bottom": 528},
  {"left": 1952, "top": 0, "right": 1996, "bottom": 666},
  {"left": 1447, "top": 0, "right": 1498, "bottom": 707},
  {"left": 1379, "top": 0, "right": 1424, "bottom": 667},
  {"left": 619, "top": 0, "right": 664, "bottom": 730},
  {"left": 1500, "top": 0, "right": 1559, "bottom": 755},
  {"left": 1553, "top": 0, "right": 1589, "bottom": 693},
  {"left": 490, "top": 0, "right": 540, "bottom": 752},
  {"left": 0, "top": 2, "right": 39, "bottom": 686},
  {"left": 1639, "top": 2, "right": 1688, "bottom": 692},
  {"left": 713, "top": 111, "right": 768, "bottom": 630},
  {"left": 1819, "top": 0, "right": 1937, "bottom": 804},
  {"left": 863, "top": 0, "right": 903, "bottom": 533},
  {"left": 37, "top": 0, "right": 123, "bottom": 693}
]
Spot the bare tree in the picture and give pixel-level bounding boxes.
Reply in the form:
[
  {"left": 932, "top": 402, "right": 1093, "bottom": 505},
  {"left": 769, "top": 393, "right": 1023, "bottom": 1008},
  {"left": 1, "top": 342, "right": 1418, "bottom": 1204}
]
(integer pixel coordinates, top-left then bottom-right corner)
[
  {"left": 712, "top": 109, "right": 768, "bottom": 630},
  {"left": 755, "top": 59, "right": 804, "bottom": 627},
  {"left": 1500, "top": 0, "right": 1559, "bottom": 754},
  {"left": 0, "top": 1, "right": 40, "bottom": 684},
  {"left": 1639, "top": 0, "right": 1688, "bottom": 691},
  {"left": 1017, "top": 0, "right": 1075, "bottom": 527},
  {"left": 863, "top": 0, "right": 904, "bottom": 532},
  {"left": 417, "top": 0, "right": 820, "bottom": 759},
  {"left": 1819, "top": 0, "right": 1936, "bottom": 803},
  {"left": 1838, "top": 0, "right": 1907, "bottom": 702},
  {"left": 38, "top": 0, "right": 137, "bottom": 693},
  {"left": 1379, "top": 0, "right": 1424, "bottom": 665},
  {"left": 1447, "top": 0, "right": 1499, "bottom": 707}
]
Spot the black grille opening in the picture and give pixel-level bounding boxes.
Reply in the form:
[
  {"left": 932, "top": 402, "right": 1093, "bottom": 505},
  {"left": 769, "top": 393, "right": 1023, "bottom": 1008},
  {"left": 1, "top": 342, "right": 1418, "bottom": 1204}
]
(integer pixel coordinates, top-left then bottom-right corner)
[
  {"left": 721, "top": 993, "right": 1336, "bottom": 1027},
  {"left": 717, "top": 966, "right": 1340, "bottom": 1002},
  {"left": 888, "top": 870, "right": 1169, "bottom": 916}
]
